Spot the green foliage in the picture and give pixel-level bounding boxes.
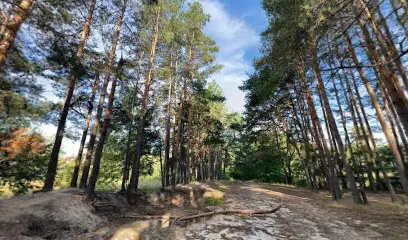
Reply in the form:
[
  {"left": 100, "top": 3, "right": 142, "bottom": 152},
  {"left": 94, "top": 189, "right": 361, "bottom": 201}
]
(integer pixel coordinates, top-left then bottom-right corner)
[
  {"left": 0, "top": 148, "right": 49, "bottom": 194},
  {"left": 55, "top": 159, "right": 75, "bottom": 188},
  {"left": 205, "top": 197, "right": 224, "bottom": 206},
  {"left": 231, "top": 134, "right": 285, "bottom": 182}
]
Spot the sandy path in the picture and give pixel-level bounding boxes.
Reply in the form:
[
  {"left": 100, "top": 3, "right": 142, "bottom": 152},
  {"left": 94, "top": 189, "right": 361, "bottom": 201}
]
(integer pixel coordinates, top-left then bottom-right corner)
[{"left": 174, "top": 181, "right": 383, "bottom": 240}]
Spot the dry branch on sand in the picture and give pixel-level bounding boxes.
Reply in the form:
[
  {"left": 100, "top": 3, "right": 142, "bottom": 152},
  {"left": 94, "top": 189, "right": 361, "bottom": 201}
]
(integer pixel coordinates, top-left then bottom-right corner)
[{"left": 124, "top": 204, "right": 282, "bottom": 221}]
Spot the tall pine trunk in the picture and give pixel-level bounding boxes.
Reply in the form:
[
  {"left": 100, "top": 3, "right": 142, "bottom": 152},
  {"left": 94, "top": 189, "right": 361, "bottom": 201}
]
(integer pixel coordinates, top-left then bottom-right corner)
[
  {"left": 329, "top": 64, "right": 356, "bottom": 185},
  {"left": 290, "top": 94, "right": 315, "bottom": 191},
  {"left": 128, "top": 6, "right": 160, "bottom": 192},
  {"left": 352, "top": 25, "right": 408, "bottom": 192},
  {"left": 87, "top": 59, "right": 123, "bottom": 199},
  {"left": 70, "top": 72, "right": 100, "bottom": 187},
  {"left": 164, "top": 49, "right": 174, "bottom": 186},
  {"left": 315, "top": 80, "right": 342, "bottom": 196},
  {"left": 43, "top": 0, "right": 96, "bottom": 191},
  {"left": 309, "top": 35, "right": 356, "bottom": 202},
  {"left": 170, "top": 78, "right": 180, "bottom": 186},
  {"left": 121, "top": 53, "right": 143, "bottom": 191},
  {"left": 0, "top": 0, "right": 34, "bottom": 67},
  {"left": 185, "top": 33, "right": 195, "bottom": 184},
  {"left": 362, "top": 0, "right": 408, "bottom": 89},
  {"left": 121, "top": 93, "right": 135, "bottom": 192},
  {"left": 342, "top": 67, "right": 370, "bottom": 189},
  {"left": 79, "top": 1, "right": 125, "bottom": 189},
  {"left": 344, "top": 32, "right": 404, "bottom": 197},
  {"left": 298, "top": 63, "right": 334, "bottom": 195}
]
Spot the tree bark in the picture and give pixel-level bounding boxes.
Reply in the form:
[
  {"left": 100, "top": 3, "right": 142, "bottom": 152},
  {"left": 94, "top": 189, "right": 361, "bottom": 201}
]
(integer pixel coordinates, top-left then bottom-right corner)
[
  {"left": 171, "top": 78, "right": 180, "bottom": 186},
  {"left": 291, "top": 93, "right": 315, "bottom": 191},
  {"left": 315, "top": 80, "right": 342, "bottom": 197},
  {"left": 342, "top": 68, "right": 371, "bottom": 190},
  {"left": 356, "top": 3, "right": 408, "bottom": 140},
  {"left": 43, "top": 0, "right": 96, "bottom": 191},
  {"left": 121, "top": 93, "right": 135, "bottom": 192},
  {"left": 309, "top": 35, "right": 357, "bottom": 202},
  {"left": 128, "top": 6, "right": 160, "bottom": 192},
  {"left": 373, "top": 0, "right": 408, "bottom": 89},
  {"left": 344, "top": 32, "right": 406, "bottom": 196},
  {"left": 328, "top": 63, "right": 356, "bottom": 191},
  {"left": 79, "top": 1, "right": 125, "bottom": 189},
  {"left": 70, "top": 72, "right": 100, "bottom": 188},
  {"left": 0, "top": 0, "right": 35, "bottom": 67},
  {"left": 185, "top": 32, "right": 195, "bottom": 184},
  {"left": 174, "top": 77, "right": 186, "bottom": 184},
  {"left": 87, "top": 58, "right": 124, "bottom": 199},
  {"left": 164, "top": 49, "right": 174, "bottom": 186},
  {"left": 297, "top": 63, "right": 334, "bottom": 196}
]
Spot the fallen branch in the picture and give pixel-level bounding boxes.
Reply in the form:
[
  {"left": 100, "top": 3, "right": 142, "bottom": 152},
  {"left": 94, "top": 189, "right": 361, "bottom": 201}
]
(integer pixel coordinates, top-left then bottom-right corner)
[
  {"left": 92, "top": 201, "right": 121, "bottom": 210},
  {"left": 124, "top": 204, "right": 282, "bottom": 221}
]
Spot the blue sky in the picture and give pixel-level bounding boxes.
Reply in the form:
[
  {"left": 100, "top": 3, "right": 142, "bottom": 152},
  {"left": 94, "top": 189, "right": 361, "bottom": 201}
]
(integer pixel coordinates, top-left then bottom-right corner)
[
  {"left": 38, "top": 0, "right": 267, "bottom": 156},
  {"left": 198, "top": 0, "right": 267, "bottom": 112}
]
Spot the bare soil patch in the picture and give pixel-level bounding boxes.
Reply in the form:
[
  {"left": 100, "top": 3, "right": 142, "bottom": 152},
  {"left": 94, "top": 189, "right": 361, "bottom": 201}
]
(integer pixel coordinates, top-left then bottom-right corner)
[{"left": 1, "top": 182, "right": 406, "bottom": 239}]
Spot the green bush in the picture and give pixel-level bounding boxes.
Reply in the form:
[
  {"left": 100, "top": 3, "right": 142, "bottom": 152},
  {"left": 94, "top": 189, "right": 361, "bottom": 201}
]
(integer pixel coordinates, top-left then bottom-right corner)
[{"left": 0, "top": 149, "right": 48, "bottom": 194}]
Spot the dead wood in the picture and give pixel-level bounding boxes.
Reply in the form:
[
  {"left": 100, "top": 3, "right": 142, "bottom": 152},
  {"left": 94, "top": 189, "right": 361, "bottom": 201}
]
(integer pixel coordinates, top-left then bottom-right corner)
[{"left": 124, "top": 204, "right": 281, "bottom": 221}]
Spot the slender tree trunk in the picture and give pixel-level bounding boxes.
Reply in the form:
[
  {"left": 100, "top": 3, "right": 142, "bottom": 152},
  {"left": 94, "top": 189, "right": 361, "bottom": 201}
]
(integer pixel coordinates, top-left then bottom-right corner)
[
  {"left": 128, "top": 6, "right": 160, "bottom": 192},
  {"left": 87, "top": 59, "right": 123, "bottom": 199},
  {"left": 175, "top": 78, "right": 186, "bottom": 184},
  {"left": 379, "top": 78, "right": 408, "bottom": 156},
  {"left": 315, "top": 80, "right": 342, "bottom": 197},
  {"left": 164, "top": 49, "right": 174, "bottom": 186},
  {"left": 344, "top": 32, "right": 405, "bottom": 196},
  {"left": 185, "top": 33, "right": 195, "bottom": 184},
  {"left": 356, "top": 4, "right": 408, "bottom": 135},
  {"left": 291, "top": 94, "right": 314, "bottom": 191},
  {"left": 43, "top": 0, "right": 97, "bottom": 191},
  {"left": 310, "top": 35, "right": 356, "bottom": 202},
  {"left": 348, "top": 67, "right": 377, "bottom": 191},
  {"left": 121, "top": 96, "right": 135, "bottom": 192},
  {"left": 70, "top": 72, "right": 100, "bottom": 187},
  {"left": 0, "top": 0, "right": 35, "bottom": 67},
  {"left": 79, "top": 1, "right": 125, "bottom": 189},
  {"left": 374, "top": 0, "right": 408, "bottom": 89},
  {"left": 349, "top": 65, "right": 377, "bottom": 153},
  {"left": 298, "top": 63, "right": 334, "bottom": 196},
  {"left": 342, "top": 68, "right": 371, "bottom": 190},
  {"left": 171, "top": 80, "right": 180, "bottom": 186},
  {"left": 357, "top": 24, "right": 408, "bottom": 148},
  {"left": 159, "top": 142, "right": 164, "bottom": 188},
  {"left": 121, "top": 53, "right": 143, "bottom": 191},
  {"left": 350, "top": 27, "right": 408, "bottom": 193},
  {"left": 329, "top": 66, "right": 356, "bottom": 191},
  {"left": 359, "top": 0, "right": 408, "bottom": 92}
]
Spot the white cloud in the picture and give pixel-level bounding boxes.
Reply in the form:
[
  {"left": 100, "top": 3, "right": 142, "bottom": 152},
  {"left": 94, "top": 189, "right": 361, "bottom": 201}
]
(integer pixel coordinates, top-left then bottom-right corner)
[{"left": 199, "top": 0, "right": 260, "bottom": 112}]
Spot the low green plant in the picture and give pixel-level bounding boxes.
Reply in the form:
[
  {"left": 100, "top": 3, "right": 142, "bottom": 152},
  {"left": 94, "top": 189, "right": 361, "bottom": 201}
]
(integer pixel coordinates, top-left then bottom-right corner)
[{"left": 205, "top": 197, "right": 224, "bottom": 206}]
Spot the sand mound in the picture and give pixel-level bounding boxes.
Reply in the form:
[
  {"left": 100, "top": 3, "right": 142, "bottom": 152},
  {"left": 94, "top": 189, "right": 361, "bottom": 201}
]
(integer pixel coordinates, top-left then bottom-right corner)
[{"left": 0, "top": 188, "right": 105, "bottom": 239}]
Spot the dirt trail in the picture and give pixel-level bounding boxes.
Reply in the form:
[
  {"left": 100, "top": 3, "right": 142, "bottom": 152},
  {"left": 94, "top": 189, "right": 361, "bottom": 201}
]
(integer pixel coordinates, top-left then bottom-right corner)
[{"left": 173, "top": 181, "right": 383, "bottom": 240}]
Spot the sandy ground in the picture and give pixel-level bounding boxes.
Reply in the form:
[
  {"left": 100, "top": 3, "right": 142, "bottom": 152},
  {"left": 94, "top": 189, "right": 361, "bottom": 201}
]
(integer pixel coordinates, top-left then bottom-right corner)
[
  {"left": 1, "top": 182, "right": 406, "bottom": 239},
  {"left": 169, "top": 181, "right": 387, "bottom": 240}
]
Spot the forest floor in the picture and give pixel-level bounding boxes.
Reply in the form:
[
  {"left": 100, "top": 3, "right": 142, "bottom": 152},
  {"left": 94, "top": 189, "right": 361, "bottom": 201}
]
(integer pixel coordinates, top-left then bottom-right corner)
[
  {"left": 170, "top": 181, "right": 408, "bottom": 240},
  {"left": 1, "top": 181, "right": 407, "bottom": 239}
]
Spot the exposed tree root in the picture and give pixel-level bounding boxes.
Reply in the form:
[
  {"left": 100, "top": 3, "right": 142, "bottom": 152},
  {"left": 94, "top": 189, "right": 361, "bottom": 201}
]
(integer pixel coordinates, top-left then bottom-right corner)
[{"left": 124, "top": 204, "right": 282, "bottom": 221}]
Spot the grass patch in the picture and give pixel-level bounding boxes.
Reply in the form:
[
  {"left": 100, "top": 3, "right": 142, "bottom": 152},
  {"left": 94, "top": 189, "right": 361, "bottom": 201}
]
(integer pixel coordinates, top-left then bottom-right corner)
[
  {"left": 138, "top": 178, "right": 161, "bottom": 194},
  {"left": 205, "top": 197, "right": 224, "bottom": 206}
]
